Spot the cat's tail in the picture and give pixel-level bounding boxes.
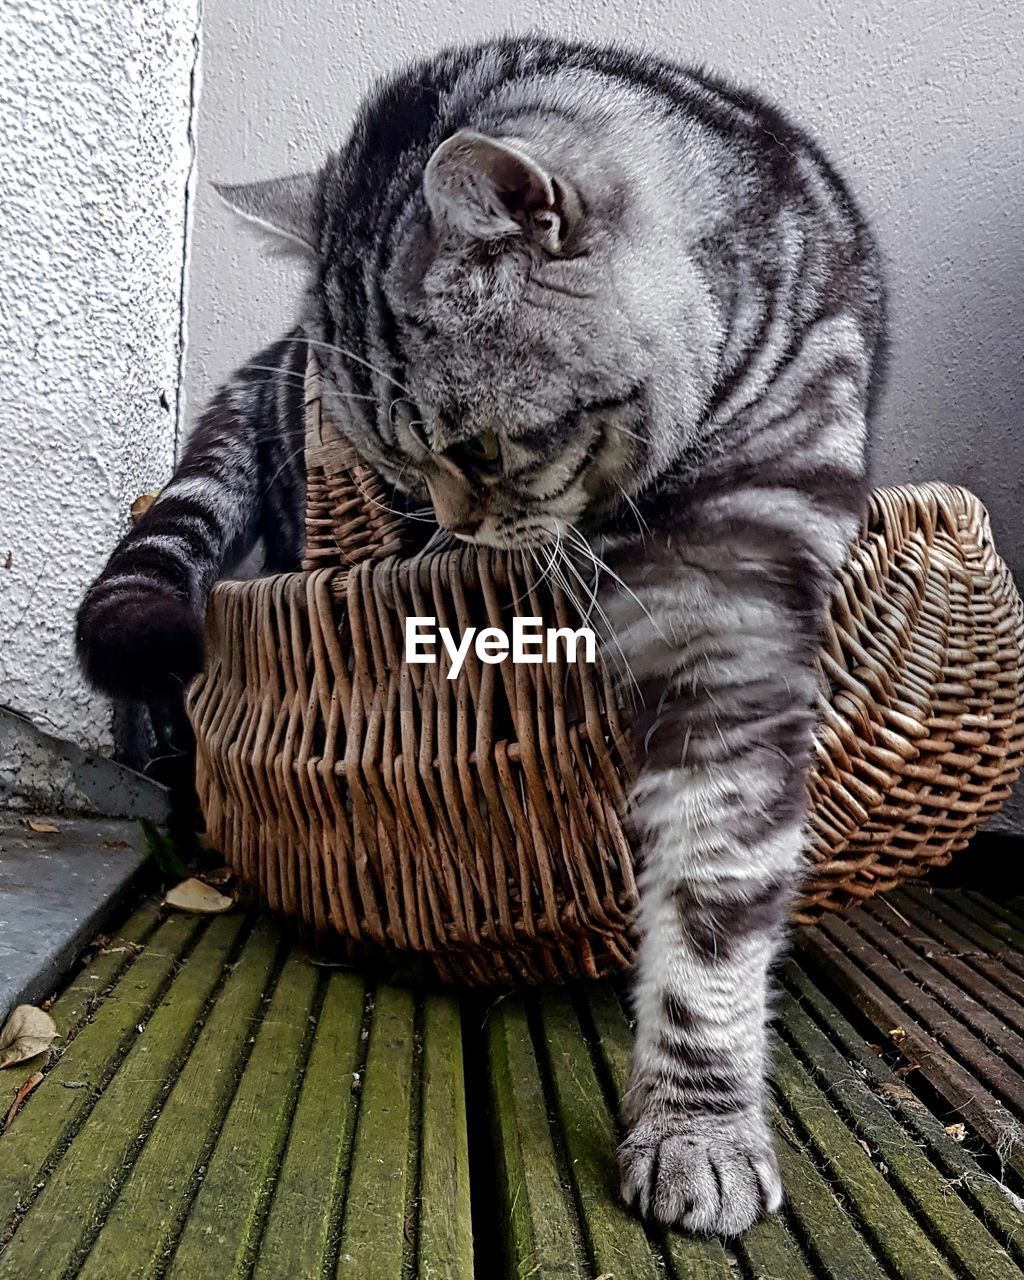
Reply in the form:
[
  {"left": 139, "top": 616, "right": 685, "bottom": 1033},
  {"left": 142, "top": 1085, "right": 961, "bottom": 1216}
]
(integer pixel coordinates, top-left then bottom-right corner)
[{"left": 76, "top": 332, "right": 307, "bottom": 700}]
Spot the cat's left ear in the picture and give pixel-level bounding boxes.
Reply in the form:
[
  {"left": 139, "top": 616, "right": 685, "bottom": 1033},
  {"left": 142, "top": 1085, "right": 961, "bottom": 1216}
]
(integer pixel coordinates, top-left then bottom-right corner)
[
  {"left": 213, "top": 172, "right": 319, "bottom": 252},
  {"left": 424, "top": 129, "right": 577, "bottom": 252}
]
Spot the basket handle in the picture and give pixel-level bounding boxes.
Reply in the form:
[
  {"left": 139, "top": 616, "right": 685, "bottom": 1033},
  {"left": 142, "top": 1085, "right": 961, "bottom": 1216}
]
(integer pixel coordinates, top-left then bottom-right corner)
[{"left": 301, "top": 345, "right": 408, "bottom": 572}]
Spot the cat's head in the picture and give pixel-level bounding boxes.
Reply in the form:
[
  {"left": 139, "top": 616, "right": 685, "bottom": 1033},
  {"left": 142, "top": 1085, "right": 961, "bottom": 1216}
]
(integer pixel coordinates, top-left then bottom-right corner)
[{"left": 218, "top": 112, "right": 718, "bottom": 548}]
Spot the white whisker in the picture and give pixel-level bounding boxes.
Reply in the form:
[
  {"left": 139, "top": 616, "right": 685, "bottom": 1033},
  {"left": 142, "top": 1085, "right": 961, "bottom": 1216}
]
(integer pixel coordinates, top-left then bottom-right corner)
[
  {"left": 618, "top": 485, "right": 650, "bottom": 541},
  {"left": 564, "top": 522, "right": 665, "bottom": 642},
  {"left": 303, "top": 337, "right": 412, "bottom": 397}
]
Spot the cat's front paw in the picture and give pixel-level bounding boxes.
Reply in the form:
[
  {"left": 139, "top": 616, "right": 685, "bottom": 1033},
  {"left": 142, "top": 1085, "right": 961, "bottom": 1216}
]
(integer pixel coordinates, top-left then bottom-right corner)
[{"left": 618, "top": 1112, "right": 781, "bottom": 1236}]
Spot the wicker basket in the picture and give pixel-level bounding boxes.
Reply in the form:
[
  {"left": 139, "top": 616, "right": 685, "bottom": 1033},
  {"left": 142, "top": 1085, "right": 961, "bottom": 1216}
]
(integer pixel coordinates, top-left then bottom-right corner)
[{"left": 187, "top": 354, "right": 1024, "bottom": 984}]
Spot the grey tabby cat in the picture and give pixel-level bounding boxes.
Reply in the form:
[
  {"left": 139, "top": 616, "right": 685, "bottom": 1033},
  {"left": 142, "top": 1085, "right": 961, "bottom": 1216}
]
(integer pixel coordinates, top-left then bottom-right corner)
[{"left": 77, "top": 34, "right": 883, "bottom": 1235}]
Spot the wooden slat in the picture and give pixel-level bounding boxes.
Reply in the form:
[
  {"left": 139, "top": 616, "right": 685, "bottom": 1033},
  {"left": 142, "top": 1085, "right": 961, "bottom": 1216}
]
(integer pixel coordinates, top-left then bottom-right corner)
[
  {"left": 783, "top": 958, "right": 1024, "bottom": 1269},
  {"left": 871, "top": 895, "right": 1024, "bottom": 1030},
  {"left": 737, "top": 1210, "right": 818, "bottom": 1280},
  {"left": 165, "top": 954, "right": 321, "bottom": 1278},
  {"left": 72, "top": 918, "right": 281, "bottom": 1279},
  {"left": 812, "top": 914, "right": 1024, "bottom": 1112},
  {"left": 4, "top": 890, "right": 1024, "bottom": 1280},
  {"left": 0, "top": 911, "right": 204, "bottom": 1247},
  {"left": 896, "top": 891, "right": 1024, "bottom": 1003},
  {"left": 486, "top": 998, "right": 586, "bottom": 1279},
  {"left": 796, "top": 917, "right": 1024, "bottom": 1181},
  {"left": 334, "top": 985, "right": 417, "bottom": 1280},
  {"left": 848, "top": 907, "right": 1024, "bottom": 1071},
  {"left": 960, "top": 890, "right": 1024, "bottom": 950},
  {"left": 770, "top": 1118, "right": 886, "bottom": 1280},
  {"left": 418, "top": 994, "right": 474, "bottom": 1279},
  {"left": 771, "top": 1040, "right": 956, "bottom": 1280},
  {"left": 44, "top": 902, "right": 163, "bottom": 1042},
  {"left": 905, "top": 888, "right": 1024, "bottom": 983},
  {"left": 777, "top": 979, "right": 1021, "bottom": 1279},
  {"left": 252, "top": 972, "right": 367, "bottom": 1280}
]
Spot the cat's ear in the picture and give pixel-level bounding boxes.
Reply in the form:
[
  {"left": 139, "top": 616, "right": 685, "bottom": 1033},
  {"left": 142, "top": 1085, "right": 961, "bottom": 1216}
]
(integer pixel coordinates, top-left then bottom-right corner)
[
  {"left": 424, "top": 129, "right": 573, "bottom": 251},
  {"left": 213, "top": 172, "right": 319, "bottom": 252}
]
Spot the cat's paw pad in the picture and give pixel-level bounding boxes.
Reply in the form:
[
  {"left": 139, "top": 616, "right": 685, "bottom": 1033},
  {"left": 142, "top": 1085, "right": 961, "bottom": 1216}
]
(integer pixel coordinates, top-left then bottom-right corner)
[{"left": 618, "top": 1114, "right": 781, "bottom": 1236}]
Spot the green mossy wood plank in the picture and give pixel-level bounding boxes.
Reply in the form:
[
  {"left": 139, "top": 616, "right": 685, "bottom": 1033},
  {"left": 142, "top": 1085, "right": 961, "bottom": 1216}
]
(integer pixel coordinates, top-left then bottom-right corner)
[
  {"left": 487, "top": 998, "right": 585, "bottom": 1280},
  {"left": 252, "top": 972, "right": 367, "bottom": 1280},
  {"left": 72, "top": 918, "right": 281, "bottom": 1280},
  {"left": 44, "top": 902, "right": 162, "bottom": 1040},
  {"left": 0, "top": 914, "right": 244, "bottom": 1280},
  {"left": 0, "top": 910, "right": 202, "bottom": 1246},
  {"left": 777, "top": 983, "right": 1020, "bottom": 1279},
  {"left": 582, "top": 987, "right": 737, "bottom": 1280},
  {"left": 418, "top": 995, "right": 474, "bottom": 1280},
  {"left": 783, "top": 959, "right": 1024, "bottom": 1270},
  {"left": 735, "top": 1207, "right": 816, "bottom": 1280},
  {"left": 538, "top": 990, "right": 662, "bottom": 1280},
  {"left": 165, "top": 955, "right": 320, "bottom": 1279},
  {"left": 771, "top": 1041, "right": 956, "bottom": 1280},
  {"left": 5, "top": 889, "right": 1024, "bottom": 1280},
  {"left": 770, "top": 1116, "right": 886, "bottom": 1280},
  {"left": 335, "top": 985, "right": 417, "bottom": 1280}
]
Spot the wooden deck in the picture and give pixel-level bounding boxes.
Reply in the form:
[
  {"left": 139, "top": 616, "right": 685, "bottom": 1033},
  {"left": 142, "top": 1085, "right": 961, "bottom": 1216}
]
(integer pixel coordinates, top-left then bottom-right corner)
[{"left": 1, "top": 886, "right": 1023, "bottom": 1278}]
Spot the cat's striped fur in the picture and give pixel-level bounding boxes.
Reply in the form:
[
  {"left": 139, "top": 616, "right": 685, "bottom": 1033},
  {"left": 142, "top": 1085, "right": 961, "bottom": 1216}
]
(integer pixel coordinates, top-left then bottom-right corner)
[{"left": 77, "top": 34, "right": 883, "bottom": 1235}]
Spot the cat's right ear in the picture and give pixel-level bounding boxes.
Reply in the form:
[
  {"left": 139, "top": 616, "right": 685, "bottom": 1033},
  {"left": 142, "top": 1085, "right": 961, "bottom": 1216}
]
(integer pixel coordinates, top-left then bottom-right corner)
[
  {"left": 424, "top": 130, "right": 574, "bottom": 251},
  {"left": 213, "top": 172, "right": 319, "bottom": 253}
]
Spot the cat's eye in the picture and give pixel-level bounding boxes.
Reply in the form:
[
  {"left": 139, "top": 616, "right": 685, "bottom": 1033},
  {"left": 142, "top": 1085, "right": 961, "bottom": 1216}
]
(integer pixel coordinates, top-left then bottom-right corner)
[{"left": 461, "top": 430, "right": 500, "bottom": 463}]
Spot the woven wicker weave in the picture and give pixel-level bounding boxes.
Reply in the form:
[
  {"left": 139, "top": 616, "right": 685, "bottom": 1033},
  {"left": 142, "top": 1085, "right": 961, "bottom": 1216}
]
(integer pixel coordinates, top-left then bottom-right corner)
[{"left": 187, "top": 353, "right": 1024, "bottom": 983}]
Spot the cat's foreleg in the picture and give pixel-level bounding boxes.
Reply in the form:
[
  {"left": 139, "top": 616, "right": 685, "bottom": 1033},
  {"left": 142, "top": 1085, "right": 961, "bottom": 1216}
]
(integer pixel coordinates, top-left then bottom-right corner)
[{"left": 613, "top": 570, "right": 818, "bottom": 1235}]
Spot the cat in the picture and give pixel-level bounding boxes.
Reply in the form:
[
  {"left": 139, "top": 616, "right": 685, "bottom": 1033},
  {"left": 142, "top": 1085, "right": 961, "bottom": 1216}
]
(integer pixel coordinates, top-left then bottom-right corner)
[{"left": 77, "top": 33, "right": 884, "bottom": 1235}]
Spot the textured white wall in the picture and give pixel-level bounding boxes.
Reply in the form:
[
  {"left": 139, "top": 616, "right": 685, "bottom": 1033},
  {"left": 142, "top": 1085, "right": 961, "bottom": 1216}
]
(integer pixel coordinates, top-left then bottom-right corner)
[{"left": 0, "top": 0, "right": 199, "bottom": 749}]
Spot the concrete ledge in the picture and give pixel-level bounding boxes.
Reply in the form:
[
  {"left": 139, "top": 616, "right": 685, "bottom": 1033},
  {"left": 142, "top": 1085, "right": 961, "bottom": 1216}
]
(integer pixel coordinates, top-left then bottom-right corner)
[
  {"left": 0, "top": 707, "right": 169, "bottom": 823},
  {"left": 0, "top": 812, "right": 152, "bottom": 1020}
]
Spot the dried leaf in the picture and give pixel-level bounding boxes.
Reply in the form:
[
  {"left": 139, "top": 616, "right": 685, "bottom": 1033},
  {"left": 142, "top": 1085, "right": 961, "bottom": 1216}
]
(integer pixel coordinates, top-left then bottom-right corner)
[
  {"left": 945, "top": 1123, "right": 967, "bottom": 1142},
  {"left": 888, "top": 1025, "right": 907, "bottom": 1040},
  {"left": 102, "top": 840, "right": 129, "bottom": 851},
  {"left": 0, "top": 1006, "right": 58, "bottom": 1068},
  {"left": 24, "top": 820, "right": 58, "bottom": 834},
  {"left": 857, "top": 1138, "right": 872, "bottom": 1155},
  {"left": 164, "top": 878, "right": 235, "bottom": 915},
  {"left": 130, "top": 490, "right": 161, "bottom": 523},
  {"left": 3, "top": 1072, "right": 44, "bottom": 1132}
]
